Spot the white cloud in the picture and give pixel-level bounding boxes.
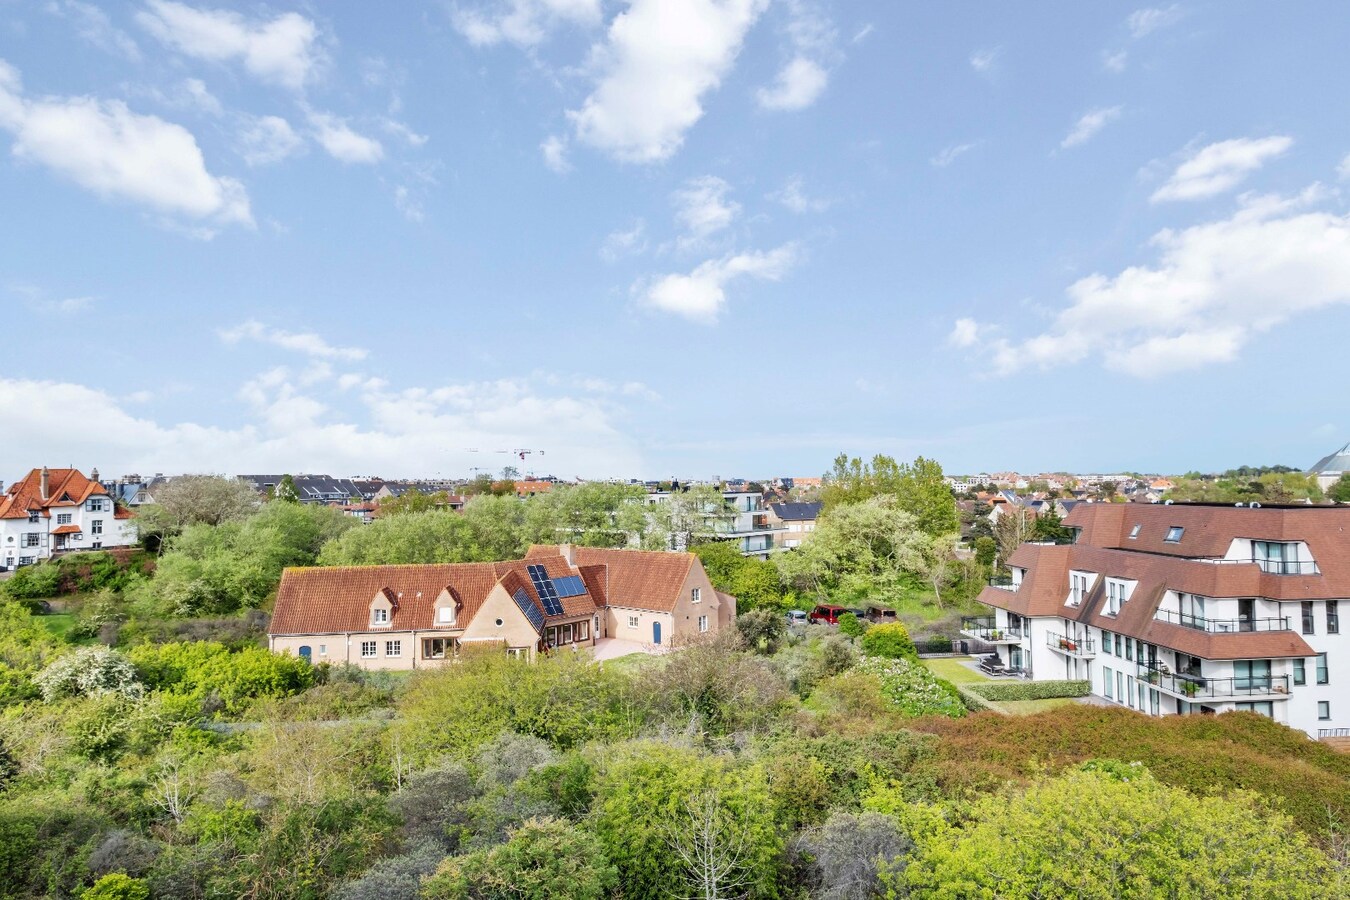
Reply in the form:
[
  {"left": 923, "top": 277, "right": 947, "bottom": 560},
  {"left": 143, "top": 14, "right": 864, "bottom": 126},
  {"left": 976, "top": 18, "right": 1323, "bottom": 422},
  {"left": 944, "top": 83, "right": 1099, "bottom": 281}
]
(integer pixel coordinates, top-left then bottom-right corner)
[
  {"left": 219, "top": 320, "right": 368, "bottom": 361},
  {"left": 975, "top": 190, "right": 1350, "bottom": 377},
  {"left": 599, "top": 219, "right": 647, "bottom": 262},
  {"left": 48, "top": 1, "right": 141, "bottom": 61},
  {"left": 451, "top": 0, "right": 603, "bottom": 48},
  {"left": 1150, "top": 136, "right": 1294, "bottom": 202},
  {"left": 930, "top": 141, "right": 978, "bottom": 168},
  {"left": 0, "top": 60, "right": 251, "bottom": 228},
  {"left": 638, "top": 243, "right": 798, "bottom": 324},
  {"left": 756, "top": 56, "right": 828, "bottom": 111},
  {"left": 0, "top": 372, "right": 643, "bottom": 478},
  {"left": 1102, "top": 49, "right": 1128, "bottom": 73},
  {"left": 540, "top": 133, "right": 570, "bottom": 173},
  {"left": 567, "top": 0, "right": 769, "bottom": 163},
  {"left": 769, "top": 175, "right": 830, "bottom": 213},
  {"left": 948, "top": 318, "right": 981, "bottom": 348},
  {"left": 1126, "top": 5, "right": 1183, "bottom": 39},
  {"left": 136, "top": 0, "right": 323, "bottom": 91},
  {"left": 1061, "top": 106, "right": 1122, "bottom": 149},
  {"left": 181, "top": 77, "right": 222, "bottom": 116},
  {"left": 393, "top": 185, "right": 423, "bottom": 222},
  {"left": 236, "top": 114, "right": 304, "bottom": 166},
  {"left": 757, "top": 0, "right": 837, "bottom": 112},
  {"left": 852, "top": 24, "right": 874, "bottom": 44},
  {"left": 672, "top": 175, "right": 740, "bottom": 246},
  {"left": 969, "top": 47, "right": 999, "bottom": 73},
  {"left": 381, "top": 118, "right": 428, "bottom": 148},
  {"left": 307, "top": 111, "right": 384, "bottom": 164}
]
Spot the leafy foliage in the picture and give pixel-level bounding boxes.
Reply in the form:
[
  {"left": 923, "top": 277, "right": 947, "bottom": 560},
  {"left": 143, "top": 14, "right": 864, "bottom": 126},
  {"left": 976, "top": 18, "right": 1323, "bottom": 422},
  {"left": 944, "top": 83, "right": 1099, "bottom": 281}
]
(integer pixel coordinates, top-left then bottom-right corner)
[
  {"left": 34, "top": 646, "right": 143, "bottom": 702},
  {"left": 966, "top": 679, "right": 1091, "bottom": 701},
  {"left": 127, "top": 641, "right": 316, "bottom": 714},
  {"left": 859, "top": 622, "right": 917, "bottom": 660},
  {"left": 856, "top": 657, "right": 966, "bottom": 718},
  {"left": 821, "top": 453, "right": 958, "bottom": 537},
  {"left": 422, "top": 817, "right": 617, "bottom": 900}
]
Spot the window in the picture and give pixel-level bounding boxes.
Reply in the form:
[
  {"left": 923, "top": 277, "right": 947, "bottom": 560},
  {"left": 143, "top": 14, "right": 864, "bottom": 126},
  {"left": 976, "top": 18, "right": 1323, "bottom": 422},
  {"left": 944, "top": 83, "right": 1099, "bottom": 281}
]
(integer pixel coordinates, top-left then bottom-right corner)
[
  {"left": 1294, "top": 658, "right": 1306, "bottom": 686},
  {"left": 1102, "top": 630, "right": 1112, "bottom": 655},
  {"left": 1129, "top": 524, "right": 1141, "bottom": 539},
  {"left": 318, "top": 644, "right": 327, "bottom": 656},
  {"left": 56, "top": 514, "right": 72, "bottom": 525},
  {"left": 23, "top": 533, "right": 39, "bottom": 547},
  {"left": 627, "top": 615, "right": 639, "bottom": 628},
  {"left": 91, "top": 520, "right": 103, "bottom": 535},
  {"left": 1125, "top": 639, "right": 1133, "bottom": 662},
  {"left": 437, "top": 606, "right": 455, "bottom": 624},
  {"left": 27, "top": 512, "right": 39, "bottom": 523},
  {"left": 1235, "top": 701, "right": 1274, "bottom": 718},
  {"left": 698, "top": 615, "right": 709, "bottom": 633},
  {"left": 1302, "top": 601, "right": 1315, "bottom": 635},
  {"left": 1328, "top": 601, "right": 1340, "bottom": 635},
  {"left": 424, "top": 637, "right": 458, "bottom": 659},
  {"left": 372, "top": 608, "right": 389, "bottom": 625},
  {"left": 385, "top": 640, "right": 402, "bottom": 656},
  {"left": 1318, "top": 701, "right": 1331, "bottom": 721},
  {"left": 1103, "top": 666, "right": 1113, "bottom": 700},
  {"left": 1316, "top": 652, "right": 1329, "bottom": 685},
  {"left": 1106, "top": 580, "right": 1128, "bottom": 616},
  {"left": 1114, "top": 633, "right": 1123, "bottom": 656},
  {"left": 1233, "top": 659, "right": 1271, "bottom": 692},
  {"left": 88, "top": 499, "right": 105, "bottom": 512},
  {"left": 505, "top": 647, "right": 527, "bottom": 659},
  {"left": 1164, "top": 526, "right": 1184, "bottom": 543},
  {"left": 1253, "top": 541, "right": 1306, "bottom": 575},
  {"left": 1069, "top": 573, "right": 1089, "bottom": 606},
  {"left": 360, "top": 641, "right": 377, "bottom": 658},
  {"left": 691, "top": 587, "right": 701, "bottom": 604},
  {"left": 576, "top": 621, "right": 590, "bottom": 641}
]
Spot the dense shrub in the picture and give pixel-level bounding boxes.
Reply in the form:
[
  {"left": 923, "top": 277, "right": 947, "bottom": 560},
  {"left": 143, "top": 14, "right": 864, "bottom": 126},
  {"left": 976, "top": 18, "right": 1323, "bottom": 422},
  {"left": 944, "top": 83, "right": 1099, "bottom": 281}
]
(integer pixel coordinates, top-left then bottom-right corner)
[
  {"left": 422, "top": 817, "right": 617, "bottom": 900},
  {"left": 34, "top": 647, "right": 143, "bottom": 702},
  {"left": 80, "top": 873, "right": 151, "bottom": 900},
  {"left": 793, "top": 810, "right": 912, "bottom": 900},
  {"left": 859, "top": 622, "right": 917, "bottom": 661},
  {"left": 856, "top": 657, "right": 965, "bottom": 718},
  {"left": 953, "top": 684, "right": 996, "bottom": 712},
  {"left": 966, "top": 679, "right": 1090, "bottom": 701},
  {"left": 0, "top": 563, "right": 63, "bottom": 602},
  {"left": 837, "top": 612, "right": 865, "bottom": 637},
  {"left": 127, "top": 641, "right": 315, "bottom": 713},
  {"left": 736, "top": 607, "right": 786, "bottom": 654}
]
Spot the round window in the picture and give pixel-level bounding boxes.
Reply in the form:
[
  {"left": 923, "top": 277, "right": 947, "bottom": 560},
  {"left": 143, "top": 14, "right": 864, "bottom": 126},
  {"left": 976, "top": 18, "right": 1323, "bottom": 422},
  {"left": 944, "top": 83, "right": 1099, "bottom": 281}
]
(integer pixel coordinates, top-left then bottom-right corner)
[{"left": 495, "top": 617, "right": 504, "bottom": 627}]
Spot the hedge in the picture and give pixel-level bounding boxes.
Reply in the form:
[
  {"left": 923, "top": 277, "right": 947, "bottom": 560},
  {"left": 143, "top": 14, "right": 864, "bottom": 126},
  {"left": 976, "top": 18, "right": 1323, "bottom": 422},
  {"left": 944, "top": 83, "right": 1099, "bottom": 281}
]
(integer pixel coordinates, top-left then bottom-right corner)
[
  {"left": 955, "top": 684, "right": 997, "bottom": 713},
  {"left": 915, "top": 637, "right": 955, "bottom": 655},
  {"left": 967, "top": 680, "right": 1091, "bottom": 701}
]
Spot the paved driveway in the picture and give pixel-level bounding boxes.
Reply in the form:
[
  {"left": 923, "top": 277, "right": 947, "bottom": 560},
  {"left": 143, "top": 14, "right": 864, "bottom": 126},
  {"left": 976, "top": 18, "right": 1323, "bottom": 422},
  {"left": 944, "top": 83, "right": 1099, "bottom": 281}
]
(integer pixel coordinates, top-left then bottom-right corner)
[{"left": 590, "top": 637, "right": 662, "bottom": 662}]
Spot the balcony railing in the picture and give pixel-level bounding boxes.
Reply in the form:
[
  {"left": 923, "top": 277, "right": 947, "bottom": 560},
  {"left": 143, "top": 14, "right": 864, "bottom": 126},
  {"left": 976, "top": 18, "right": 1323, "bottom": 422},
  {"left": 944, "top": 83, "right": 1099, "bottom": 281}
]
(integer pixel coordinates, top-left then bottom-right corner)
[
  {"left": 961, "top": 616, "right": 1023, "bottom": 642},
  {"left": 1204, "top": 557, "right": 1321, "bottom": 575},
  {"left": 1046, "top": 631, "right": 1095, "bottom": 656},
  {"left": 1136, "top": 662, "right": 1290, "bottom": 699},
  {"left": 1152, "top": 609, "right": 1292, "bottom": 633},
  {"left": 987, "top": 574, "right": 1019, "bottom": 592}
]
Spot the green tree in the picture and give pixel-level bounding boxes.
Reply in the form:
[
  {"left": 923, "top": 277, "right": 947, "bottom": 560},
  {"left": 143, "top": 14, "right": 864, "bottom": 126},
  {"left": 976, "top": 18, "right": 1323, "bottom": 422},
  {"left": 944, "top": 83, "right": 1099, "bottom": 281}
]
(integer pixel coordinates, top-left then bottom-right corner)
[
  {"left": 33, "top": 646, "right": 143, "bottom": 701},
  {"left": 693, "top": 543, "right": 785, "bottom": 612},
  {"left": 421, "top": 817, "right": 617, "bottom": 900},
  {"left": 860, "top": 622, "right": 917, "bottom": 661},
  {"left": 893, "top": 764, "right": 1338, "bottom": 899},
  {"left": 1031, "top": 504, "right": 1073, "bottom": 543},
  {"left": 736, "top": 608, "right": 787, "bottom": 654},
  {"left": 973, "top": 535, "right": 997, "bottom": 570},
  {"left": 133, "top": 475, "right": 261, "bottom": 542},
  {"left": 378, "top": 489, "right": 453, "bottom": 516},
  {"left": 80, "top": 873, "right": 151, "bottom": 900},
  {"left": 1330, "top": 472, "right": 1350, "bottom": 503},
  {"left": 776, "top": 497, "right": 926, "bottom": 603},
  {"left": 837, "top": 612, "right": 865, "bottom": 638},
  {"left": 821, "top": 454, "right": 958, "bottom": 537},
  {"left": 275, "top": 474, "right": 300, "bottom": 503},
  {"left": 993, "top": 506, "right": 1036, "bottom": 567}
]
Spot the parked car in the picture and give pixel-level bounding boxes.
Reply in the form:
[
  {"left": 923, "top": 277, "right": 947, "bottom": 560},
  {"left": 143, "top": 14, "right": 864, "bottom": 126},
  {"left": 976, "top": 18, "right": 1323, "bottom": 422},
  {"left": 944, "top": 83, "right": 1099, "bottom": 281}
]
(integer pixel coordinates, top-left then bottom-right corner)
[
  {"left": 785, "top": 609, "right": 809, "bottom": 626},
  {"left": 808, "top": 603, "right": 849, "bottom": 625},
  {"left": 866, "top": 605, "right": 898, "bottom": 623}
]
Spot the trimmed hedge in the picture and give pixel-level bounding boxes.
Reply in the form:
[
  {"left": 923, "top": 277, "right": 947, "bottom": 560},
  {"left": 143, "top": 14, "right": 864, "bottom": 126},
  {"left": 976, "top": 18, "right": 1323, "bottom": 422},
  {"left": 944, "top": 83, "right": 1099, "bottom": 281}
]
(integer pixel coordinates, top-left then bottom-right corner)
[
  {"left": 955, "top": 684, "right": 997, "bottom": 713},
  {"left": 968, "top": 680, "right": 1090, "bottom": 701},
  {"left": 915, "top": 637, "right": 955, "bottom": 655}
]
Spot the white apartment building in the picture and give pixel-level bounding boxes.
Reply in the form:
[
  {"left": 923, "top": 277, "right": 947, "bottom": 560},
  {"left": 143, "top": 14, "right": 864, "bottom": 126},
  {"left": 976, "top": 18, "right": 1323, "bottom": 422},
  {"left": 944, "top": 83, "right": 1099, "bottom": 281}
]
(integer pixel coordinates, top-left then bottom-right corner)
[
  {"left": 0, "top": 467, "right": 137, "bottom": 568},
  {"left": 969, "top": 502, "right": 1346, "bottom": 742},
  {"left": 646, "top": 487, "right": 785, "bottom": 558}
]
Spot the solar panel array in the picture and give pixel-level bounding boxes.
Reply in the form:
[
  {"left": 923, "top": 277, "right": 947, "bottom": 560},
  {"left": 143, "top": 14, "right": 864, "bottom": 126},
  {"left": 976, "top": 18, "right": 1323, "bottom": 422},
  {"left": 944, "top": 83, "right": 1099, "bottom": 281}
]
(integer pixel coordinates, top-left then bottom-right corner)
[
  {"left": 526, "top": 565, "right": 565, "bottom": 616},
  {"left": 513, "top": 588, "right": 545, "bottom": 631},
  {"left": 553, "top": 575, "right": 587, "bottom": 597}
]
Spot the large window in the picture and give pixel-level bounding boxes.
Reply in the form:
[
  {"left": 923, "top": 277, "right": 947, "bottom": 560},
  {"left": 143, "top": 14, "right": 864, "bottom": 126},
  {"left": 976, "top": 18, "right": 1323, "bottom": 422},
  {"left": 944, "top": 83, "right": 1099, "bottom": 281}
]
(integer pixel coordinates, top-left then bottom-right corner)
[
  {"left": 90, "top": 520, "right": 103, "bottom": 535},
  {"left": 1178, "top": 593, "right": 1207, "bottom": 629},
  {"left": 1302, "top": 602, "right": 1315, "bottom": 635},
  {"left": 1233, "top": 659, "right": 1271, "bottom": 692},
  {"left": 1328, "top": 601, "right": 1340, "bottom": 635},
  {"left": 1235, "top": 701, "right": 1274, "bottom": 718},
  {"left": 1253, "top": 541, "right": 1305, "bottom": 574},
  {"left": 1103, "top": 667, "right": 1113, "bottom": 699},
  {"left": 1293, "top": 658, "right": 1306, "bottom": 686},
  {"left": 23, "top": 534, "right": 39, "bottom": 547},
  {"left": 88, "top": 499, "right": 105, "bottom": 512},
  {"left": 423, "top": 637, "right": 457, "bottom": 659},
  {"left": 57, "top": 513, "right": 72, "bottom": 525},
  {"left": 1316, "top": 652, "right": 1329, "bottom": 685},
  {"left": 1105, "top": 579, "right": 1127, "bottom": 615}
]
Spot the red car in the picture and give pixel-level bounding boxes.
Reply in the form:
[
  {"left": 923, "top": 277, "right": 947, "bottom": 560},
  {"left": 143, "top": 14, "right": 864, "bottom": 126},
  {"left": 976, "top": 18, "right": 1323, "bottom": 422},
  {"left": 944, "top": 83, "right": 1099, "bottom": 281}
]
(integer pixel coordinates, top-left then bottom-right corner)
[{"left": 808, "top": 603, "right": 849, "bottom": 625}]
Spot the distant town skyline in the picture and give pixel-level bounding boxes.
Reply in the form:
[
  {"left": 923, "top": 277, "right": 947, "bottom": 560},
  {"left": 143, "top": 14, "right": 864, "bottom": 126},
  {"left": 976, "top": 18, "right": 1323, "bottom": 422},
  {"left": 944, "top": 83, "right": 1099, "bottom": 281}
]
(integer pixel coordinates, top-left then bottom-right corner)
[{"left": 3, "top": 3, "right": 1350, "bottom": 479}]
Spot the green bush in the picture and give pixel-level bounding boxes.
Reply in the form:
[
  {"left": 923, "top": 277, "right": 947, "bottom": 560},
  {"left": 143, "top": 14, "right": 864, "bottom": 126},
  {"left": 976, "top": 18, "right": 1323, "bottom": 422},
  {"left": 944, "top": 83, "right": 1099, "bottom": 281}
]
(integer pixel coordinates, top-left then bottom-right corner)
[
  {"left": 1, "top": 563, "right": 63, "bottom": 602},
  {"left": 81, "top": 872, "right": 151, "bottom": 900},
  {"left": 127, "top": 641, "right": 315, "bottom": 714},
  {"left": 860, "top": 622, "right": 917, "bottom": 661},
  {"left": 837, "top": 612, "right": 865, "bottom": 637},
  {"left": 857, "top": 657, "right": 965, "bottom": 718},
  {"left": 967, "top": 680, "right": 1090, "bottom": 701},
  {"left": 954, "top": 684, "right": 996, "bottom": 712},
  {"left": 422, "top": 817, "right": 617, "bottom": 900}
]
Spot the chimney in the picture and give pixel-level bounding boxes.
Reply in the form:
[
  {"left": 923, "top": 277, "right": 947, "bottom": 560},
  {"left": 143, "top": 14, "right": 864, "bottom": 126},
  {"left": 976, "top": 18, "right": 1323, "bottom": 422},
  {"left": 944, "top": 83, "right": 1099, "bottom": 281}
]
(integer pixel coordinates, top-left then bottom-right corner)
[
  {"left": 90, "top": 467, "right": 99, "bottom": 483},
  {"left": 561, "top": 543, "right": 577, "bottom": 568},
  {"left": 40, "top": 466, "right": 50, "bottom": 501}
]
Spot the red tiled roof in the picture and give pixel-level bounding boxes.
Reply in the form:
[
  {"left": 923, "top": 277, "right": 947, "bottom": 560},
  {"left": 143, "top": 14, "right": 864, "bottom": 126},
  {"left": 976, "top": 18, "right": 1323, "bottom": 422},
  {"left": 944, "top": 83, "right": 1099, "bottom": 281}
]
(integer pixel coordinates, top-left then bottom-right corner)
[
  {"left": 51, "top": 525, "right": 82, "bottom": 535},
  {"left": 270, "top": 556, "right": 600, "bottom": 636},
  {"left": 527, "top": 545, "right": 696, "bottom": 612},
  {"left": 0, "top": 468, "right": 111, "bottom": 520}
]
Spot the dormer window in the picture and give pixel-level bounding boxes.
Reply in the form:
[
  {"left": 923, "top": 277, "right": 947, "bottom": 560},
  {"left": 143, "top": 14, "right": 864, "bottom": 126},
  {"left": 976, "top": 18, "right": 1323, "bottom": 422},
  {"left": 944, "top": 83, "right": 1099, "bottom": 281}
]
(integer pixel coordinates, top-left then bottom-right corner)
[
  {"left": 437, "top": 606, "right": 455, "bottom": 624},
  {"left": 372, "top": 608, "right": 389, "bottom": 625},
  {"left": 1129, "top": 524, "right": 1141, "bottom": 539},
  {"left": 1164, "top": 526, "right": 1184, "bottom": 543}
]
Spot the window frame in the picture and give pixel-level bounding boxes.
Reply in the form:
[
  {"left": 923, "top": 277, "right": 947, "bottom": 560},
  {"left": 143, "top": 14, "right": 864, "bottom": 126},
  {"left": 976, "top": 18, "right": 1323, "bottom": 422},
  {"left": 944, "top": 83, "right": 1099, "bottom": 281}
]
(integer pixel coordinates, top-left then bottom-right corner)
[
  {"left": 1164, "top": 526, "right": 1184, "bottom": 543},
  {"left": 1316, "top": 652, "right": 1329, "bottom": 685},
  {"left": 360, "top": 641, "right": 377, "bottom": 658},
  {"left": 1318, "top": 701, "right": 1331, "bottom": 721},
  {"left": 385, "top": 640, "right": 402, "bottom": 657}
]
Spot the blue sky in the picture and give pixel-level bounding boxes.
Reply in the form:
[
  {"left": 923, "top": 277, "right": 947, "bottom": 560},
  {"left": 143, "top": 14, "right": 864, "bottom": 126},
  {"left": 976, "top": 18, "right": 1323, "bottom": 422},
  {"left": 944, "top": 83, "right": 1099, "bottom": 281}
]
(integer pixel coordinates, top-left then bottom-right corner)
[{"left": 3, "top": 1, "right": 1350, "bottom": 481}]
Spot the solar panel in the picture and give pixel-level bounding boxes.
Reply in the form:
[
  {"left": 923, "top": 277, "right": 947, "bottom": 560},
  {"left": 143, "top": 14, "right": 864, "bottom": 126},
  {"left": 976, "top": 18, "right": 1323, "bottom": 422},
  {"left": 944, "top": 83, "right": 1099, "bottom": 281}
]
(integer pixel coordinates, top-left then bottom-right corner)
[
  {"left": 527, "top": 565, "right": 565, "bottom": 616},
  {"left": 554, "top": 575, "right": 586, "bottom": 597},
  {"left": 513, "top": 588, "right": 545, "bottom": 632}
]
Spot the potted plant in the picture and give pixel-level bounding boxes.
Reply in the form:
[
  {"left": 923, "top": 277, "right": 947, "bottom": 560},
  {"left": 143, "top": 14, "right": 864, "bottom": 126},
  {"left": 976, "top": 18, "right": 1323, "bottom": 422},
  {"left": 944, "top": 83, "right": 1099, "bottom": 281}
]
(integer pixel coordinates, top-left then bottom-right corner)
[
  {"left": 1181, "top": 680, "right": 1200, "bottom": 697},
  {"left": 1145, "top": 670, "right": 1159, "bottom": 684},
  {"left": 990, "top": 630, "right": 1003, "bottom": 641}
]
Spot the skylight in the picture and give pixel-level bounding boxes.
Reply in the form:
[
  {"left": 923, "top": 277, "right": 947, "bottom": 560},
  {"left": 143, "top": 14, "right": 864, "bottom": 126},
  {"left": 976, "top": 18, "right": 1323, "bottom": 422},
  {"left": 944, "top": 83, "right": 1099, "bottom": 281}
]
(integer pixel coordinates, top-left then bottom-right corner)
[
  {"left": 1165, "top": 526, "right": 1184, "bottom": 543},
  {"left": 1129, "top": 524, "right": 1141, "bottom": 539}
]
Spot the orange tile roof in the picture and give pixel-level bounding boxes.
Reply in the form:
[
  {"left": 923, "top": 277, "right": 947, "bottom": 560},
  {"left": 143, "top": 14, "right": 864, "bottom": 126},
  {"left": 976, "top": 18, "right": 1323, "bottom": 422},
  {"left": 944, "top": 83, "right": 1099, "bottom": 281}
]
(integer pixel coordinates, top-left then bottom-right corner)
[
  {"left": 50, "top": 524, "right": 82, "bottom": 535},
  {"left": 0, "top": 468, "right": 111, "bottom": 520},
  {"left": 527, "top": 545, "right": 696, "bottom": 612}
]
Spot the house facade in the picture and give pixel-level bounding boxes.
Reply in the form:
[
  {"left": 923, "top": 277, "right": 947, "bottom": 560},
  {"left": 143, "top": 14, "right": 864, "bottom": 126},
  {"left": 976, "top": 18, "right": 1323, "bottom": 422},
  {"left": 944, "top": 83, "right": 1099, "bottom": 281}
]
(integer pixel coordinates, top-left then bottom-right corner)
[
  {"left": 767, "top": 501, "right": 823, "bottom": 549},
  {"left": 0, "top": 467, "right": 136, "bottom": 568},
  {"left": 969, "top": 502, "right": 1346, "bottom": 740},
  {"left": 268, "top": 544, "right": 735, "bottom": 669}
]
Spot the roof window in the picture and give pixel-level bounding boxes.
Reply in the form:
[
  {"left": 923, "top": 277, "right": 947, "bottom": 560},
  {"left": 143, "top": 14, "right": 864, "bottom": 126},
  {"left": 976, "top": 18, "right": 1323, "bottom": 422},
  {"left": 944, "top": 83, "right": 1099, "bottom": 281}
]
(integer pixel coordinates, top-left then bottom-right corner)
[
  {"left": 1164, "top": 526, "right": 1184, "bottom": 543},
  {"left": 1129, "top": 524, "right": 1141, "bottom": 539}
]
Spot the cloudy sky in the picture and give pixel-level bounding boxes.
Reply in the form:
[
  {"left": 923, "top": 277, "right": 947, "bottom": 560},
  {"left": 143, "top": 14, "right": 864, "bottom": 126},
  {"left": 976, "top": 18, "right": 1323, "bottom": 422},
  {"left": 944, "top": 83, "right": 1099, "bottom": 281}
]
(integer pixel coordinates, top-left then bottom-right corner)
[{"left": 3, "top": 1, "right": 1350, "bottom": 481}]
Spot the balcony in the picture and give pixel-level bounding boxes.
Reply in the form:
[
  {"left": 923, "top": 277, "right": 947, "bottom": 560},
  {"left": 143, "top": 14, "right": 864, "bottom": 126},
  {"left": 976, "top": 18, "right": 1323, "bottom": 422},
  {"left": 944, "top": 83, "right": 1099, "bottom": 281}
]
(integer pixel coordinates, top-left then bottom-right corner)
[
  {"left": 960, "top": 615, "right": 1023, "bottom": 643},
  {"left": 1136, "top": 662, "right": 1291, "bottom": 700},
  {"left": 1047, "top": 631, "right": 1096, "bottom": 657},
  {"left": 1204, "top": 557, "right": 1321, "bottom": 576},
  {"left": 1152, "top": 609, "right": 1292, "bottom": 633},
  {"left": 987, "top": 574, "right": 1019, "bottom": 593}
]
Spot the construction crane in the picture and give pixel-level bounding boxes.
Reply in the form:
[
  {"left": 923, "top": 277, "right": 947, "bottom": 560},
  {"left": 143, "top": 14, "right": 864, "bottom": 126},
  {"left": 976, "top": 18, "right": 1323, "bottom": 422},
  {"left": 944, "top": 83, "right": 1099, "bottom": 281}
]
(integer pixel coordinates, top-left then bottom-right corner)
[{"left": 463, "top": 448, "right": 546, "bottom": 461}]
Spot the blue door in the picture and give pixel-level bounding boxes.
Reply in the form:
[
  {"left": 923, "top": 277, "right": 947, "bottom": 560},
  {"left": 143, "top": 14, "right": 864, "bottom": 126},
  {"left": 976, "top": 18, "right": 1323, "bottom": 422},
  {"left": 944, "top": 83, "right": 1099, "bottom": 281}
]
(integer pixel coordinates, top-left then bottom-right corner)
[
  {"left": 298, "top": 646, "right": 312, "bottom": 660},
  {"left": 653, "top": 621, "right": 662, "bottom": 645}
]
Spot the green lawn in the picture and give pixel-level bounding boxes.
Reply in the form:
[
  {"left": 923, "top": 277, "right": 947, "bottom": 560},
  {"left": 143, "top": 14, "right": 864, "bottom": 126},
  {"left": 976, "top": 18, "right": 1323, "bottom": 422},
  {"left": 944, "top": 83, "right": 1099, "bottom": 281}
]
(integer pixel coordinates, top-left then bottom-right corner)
[
  {"left": 922, "top": 656, "right": 991, "bottom": 685},
  {"left": 921, "top": 658, "right": 1083, "bottom": 717},
  {"left": 35, "top": 613, "right": 77, "bottom": 640},
  {"left": 998, "top": 698, "right": 1081, "bottom": 716}
]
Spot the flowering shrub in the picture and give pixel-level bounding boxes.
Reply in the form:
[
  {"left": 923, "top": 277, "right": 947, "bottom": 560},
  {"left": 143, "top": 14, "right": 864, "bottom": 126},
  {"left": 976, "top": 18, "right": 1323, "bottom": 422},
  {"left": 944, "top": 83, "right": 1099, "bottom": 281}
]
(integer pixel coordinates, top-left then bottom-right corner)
[
  {"left": 857, "top": 657, "right": 965, "bottom": 718},
  {"left": 859, "top": 622, "right": 917, "bottom": 661},
  {"left": 33, "top": 646, "right": 143, "bottom": 702}
]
